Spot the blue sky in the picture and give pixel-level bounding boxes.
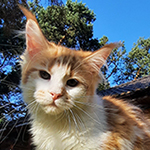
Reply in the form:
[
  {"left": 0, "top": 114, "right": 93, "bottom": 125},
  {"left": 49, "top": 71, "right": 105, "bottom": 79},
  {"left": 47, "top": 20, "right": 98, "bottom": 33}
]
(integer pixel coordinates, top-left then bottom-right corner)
[{"left": 60, "top": 0, "right": 150, "bottom": 53}]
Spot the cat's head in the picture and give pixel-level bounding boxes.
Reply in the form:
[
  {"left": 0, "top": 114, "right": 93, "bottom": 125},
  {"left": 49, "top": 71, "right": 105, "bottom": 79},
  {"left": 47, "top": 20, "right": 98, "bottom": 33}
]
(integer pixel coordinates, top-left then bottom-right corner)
[{"left": 19, "top": 5, "right": 120, "bottom": 115}]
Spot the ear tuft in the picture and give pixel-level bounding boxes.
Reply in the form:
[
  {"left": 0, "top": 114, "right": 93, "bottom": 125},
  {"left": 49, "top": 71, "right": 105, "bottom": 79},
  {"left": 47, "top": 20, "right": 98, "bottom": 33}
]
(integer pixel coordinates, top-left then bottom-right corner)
[
  {"left": 18, "top": 4, "right": 38, "bottom": 23},
  {"left": 114, "top": 41, "right": 123, "bottom": 49},
  {"left": 19, "top": 5, "right": 49, "bottom": 57}
]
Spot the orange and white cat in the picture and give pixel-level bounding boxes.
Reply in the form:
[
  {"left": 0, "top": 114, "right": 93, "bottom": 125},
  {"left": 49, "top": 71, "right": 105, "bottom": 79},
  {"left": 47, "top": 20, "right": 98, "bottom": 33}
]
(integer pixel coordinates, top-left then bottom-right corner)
[{"left": 19, "top": 6, "right": 150, "bottom": 150}]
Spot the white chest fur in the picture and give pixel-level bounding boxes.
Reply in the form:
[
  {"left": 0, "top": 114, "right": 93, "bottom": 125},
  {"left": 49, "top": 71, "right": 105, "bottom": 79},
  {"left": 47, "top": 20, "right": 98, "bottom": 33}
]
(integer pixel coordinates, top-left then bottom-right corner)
[
  {"left": 30, "top": 96, "right": 107, "bottom": 150},
  {"left": 31, "top": 120, "right": 107, "bottom": 150}
]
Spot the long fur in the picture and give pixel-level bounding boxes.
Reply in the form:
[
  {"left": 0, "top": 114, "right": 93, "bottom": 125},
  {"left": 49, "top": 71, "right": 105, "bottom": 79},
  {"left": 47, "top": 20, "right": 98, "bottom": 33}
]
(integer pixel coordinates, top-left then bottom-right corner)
[{"left": 19, "top": 5, "right": 150, "bottom": 150}]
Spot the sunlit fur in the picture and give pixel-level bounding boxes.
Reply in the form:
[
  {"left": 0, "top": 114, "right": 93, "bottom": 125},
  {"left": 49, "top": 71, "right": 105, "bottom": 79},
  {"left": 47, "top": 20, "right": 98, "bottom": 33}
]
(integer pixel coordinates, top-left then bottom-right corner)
[{"left": 19, "top": 5, "right": 150, "bottom": 150}]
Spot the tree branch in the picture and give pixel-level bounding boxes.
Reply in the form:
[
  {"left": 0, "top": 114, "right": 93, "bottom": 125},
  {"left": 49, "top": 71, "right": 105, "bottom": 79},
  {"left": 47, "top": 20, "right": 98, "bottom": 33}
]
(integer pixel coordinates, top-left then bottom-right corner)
[
  {"left": 58, "top": 26, "right": 76, "bottom": 45},
  {"left": 106, "top": 63, "right": 117, "bottom": 80},
  {"left": 134, "top": 67, "right": 141, "bottom": 80}
]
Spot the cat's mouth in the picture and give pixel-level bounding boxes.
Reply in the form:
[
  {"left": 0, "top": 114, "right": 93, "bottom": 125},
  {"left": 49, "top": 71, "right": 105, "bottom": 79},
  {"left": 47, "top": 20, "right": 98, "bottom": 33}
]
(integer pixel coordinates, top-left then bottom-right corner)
[
  {"left": 40, "top": 101, "right": 68, "bottom": 115},
  {"left": 43, "top": 102, "right": 58, "bottom": 108}
]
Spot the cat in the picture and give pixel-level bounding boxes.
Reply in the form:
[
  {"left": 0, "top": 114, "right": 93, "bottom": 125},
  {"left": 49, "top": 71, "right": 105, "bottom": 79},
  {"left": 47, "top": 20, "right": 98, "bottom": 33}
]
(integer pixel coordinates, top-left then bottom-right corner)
[{"left": 19, "top": 5, "right": 150, "bottom": 150}]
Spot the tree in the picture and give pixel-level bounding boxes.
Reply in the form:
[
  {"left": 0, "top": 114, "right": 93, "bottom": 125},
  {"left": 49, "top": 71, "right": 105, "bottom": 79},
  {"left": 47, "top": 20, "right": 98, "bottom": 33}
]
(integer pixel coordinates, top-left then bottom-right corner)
[
  {"left": 0, "top": 0, "right": 27, "bottom": 124},
  {"left": 113, "top": 37, "right": 150, "bottom": 84},
  {"left": 97, "top": 40, "right": 126, "bottom": 89},
  {"left": 29, "top": 0, "right": 101, "bottom": 50}
]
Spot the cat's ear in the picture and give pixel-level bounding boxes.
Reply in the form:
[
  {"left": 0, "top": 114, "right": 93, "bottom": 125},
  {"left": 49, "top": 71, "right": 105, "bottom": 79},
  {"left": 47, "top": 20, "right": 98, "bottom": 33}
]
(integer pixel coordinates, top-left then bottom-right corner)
[
  {"left": 19, "top": 5, "right": 49, "bottom": 57},
  {"left": 85, "top": 42, "right": 122, "bottom": 73}
]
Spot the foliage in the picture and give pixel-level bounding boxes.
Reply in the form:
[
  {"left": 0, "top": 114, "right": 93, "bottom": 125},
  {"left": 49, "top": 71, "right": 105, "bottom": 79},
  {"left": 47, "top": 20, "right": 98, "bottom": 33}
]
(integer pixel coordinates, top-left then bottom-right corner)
[
  {"left": 29, "top": 0, "right": 101, "bottom": 50},
  {"left": 98, "top": 41, "right": 126, "bottom": 89},
  {"left": 113, "top": 37, "right": 150, "bottom": 84},
  {"left": 0, "top": 0, "right": 27, "bottom": 124}
]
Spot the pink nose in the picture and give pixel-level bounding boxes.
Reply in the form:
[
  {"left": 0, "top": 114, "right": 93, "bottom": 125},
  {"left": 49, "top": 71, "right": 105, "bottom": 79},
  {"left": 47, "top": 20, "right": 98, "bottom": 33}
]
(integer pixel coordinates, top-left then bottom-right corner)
[{"left": 50, "top": 92, "right": 62, "bottom": 101}]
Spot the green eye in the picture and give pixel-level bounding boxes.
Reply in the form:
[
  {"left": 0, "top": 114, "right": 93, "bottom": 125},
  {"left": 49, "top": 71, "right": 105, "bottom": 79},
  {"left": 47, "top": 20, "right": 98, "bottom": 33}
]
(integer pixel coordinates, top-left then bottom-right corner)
[
  {"left": 39, "top": 71, "right": 51, "bottom": 80},
  {"left": 66, "top": 79, "right": 79, "bottom": 87}
]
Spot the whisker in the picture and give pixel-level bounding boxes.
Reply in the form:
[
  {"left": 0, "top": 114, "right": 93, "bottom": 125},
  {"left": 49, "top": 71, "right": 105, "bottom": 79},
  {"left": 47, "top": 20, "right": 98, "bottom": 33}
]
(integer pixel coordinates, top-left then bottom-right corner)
[
  {"left": 72, "top": 99, "right": 119, "bottom": 112},
  {"left": 72, "top": 100, "right": 102, "bottom": 109},
  {"left": 12, "top": 114, "right": 29, "bottom": 148},
  {"left": 72, "top": 103, "right": 102, "bottom": 126},
  {"left": 66, "top": 110, "right": 71, "bottom": 133},
  {"left": 0, "top": 102, "right": 12, "bottom": 109},
  {"left": 54, "top": 112, "right": 65, "bottom": 122},
  {"left": 0, "top": 108, "right": 18, "bottom": 124},
  {"left": 25, "top": 100, "right": 38, "bottom": 117},
  {"left": 0, "top": 120, "right": 10, "bottom": 141},
  {"left": 21, "top": 119, "right": 29, "bottom": 143},
  {"left": 26, "top": 100, "right": 37, "bottom": 109},
  {"left": 0, "top": 117, "right": 19, "bottom": 144},
  {"left": 0, "top": 101, "right": 35, "bottom": 143},
  {"left": 35, "top": 103, "right": 40, "bottom": 118},
  {"left": 58, "top": 111, "right": 69, "bottom": 131},
  {"left": 72, "top": 111, "right": 85, "bottom": 131},
  {"left": 69, "top": 109, "right": 79, "bottom": 131}
]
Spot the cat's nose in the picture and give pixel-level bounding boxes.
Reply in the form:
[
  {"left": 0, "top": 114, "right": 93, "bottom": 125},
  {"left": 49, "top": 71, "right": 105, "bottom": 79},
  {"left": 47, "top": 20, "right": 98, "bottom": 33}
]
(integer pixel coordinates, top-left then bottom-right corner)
[{"left": 50, "top": 92, "right": 62, "bottom": 101}]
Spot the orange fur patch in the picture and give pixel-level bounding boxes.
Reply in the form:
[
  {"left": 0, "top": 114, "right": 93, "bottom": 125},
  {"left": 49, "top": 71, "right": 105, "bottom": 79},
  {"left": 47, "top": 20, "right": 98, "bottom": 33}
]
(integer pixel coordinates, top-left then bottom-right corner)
[{"left": 103, "top": 96, "right": 150, "bottom": 149}]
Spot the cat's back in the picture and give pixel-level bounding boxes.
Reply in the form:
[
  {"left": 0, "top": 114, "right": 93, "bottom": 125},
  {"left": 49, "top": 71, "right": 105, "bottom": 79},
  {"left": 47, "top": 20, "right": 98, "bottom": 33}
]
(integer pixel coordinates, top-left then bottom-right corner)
[{"left": 102, "top": 96, "right": 150, "bottom": 150}]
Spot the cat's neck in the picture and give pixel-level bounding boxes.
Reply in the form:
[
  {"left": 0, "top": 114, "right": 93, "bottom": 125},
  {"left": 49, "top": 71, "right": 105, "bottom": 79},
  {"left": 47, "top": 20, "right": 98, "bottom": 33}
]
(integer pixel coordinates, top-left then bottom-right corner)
[{"left": 30, "top": 94, "right": 108, "bottom": 149}]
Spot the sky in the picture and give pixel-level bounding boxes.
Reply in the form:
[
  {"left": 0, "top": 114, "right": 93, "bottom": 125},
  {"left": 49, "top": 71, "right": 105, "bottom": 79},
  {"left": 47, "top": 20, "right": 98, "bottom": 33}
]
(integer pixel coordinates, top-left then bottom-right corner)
[{"left": 60, "top": 0, "right": 150, "bottom": 53}]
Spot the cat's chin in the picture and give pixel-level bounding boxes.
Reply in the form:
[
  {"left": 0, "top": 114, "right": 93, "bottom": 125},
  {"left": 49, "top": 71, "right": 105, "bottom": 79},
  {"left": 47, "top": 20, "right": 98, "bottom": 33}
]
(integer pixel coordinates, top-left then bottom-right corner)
[{"left": 40, "top": 104, "right": 64, "bottom": 115}]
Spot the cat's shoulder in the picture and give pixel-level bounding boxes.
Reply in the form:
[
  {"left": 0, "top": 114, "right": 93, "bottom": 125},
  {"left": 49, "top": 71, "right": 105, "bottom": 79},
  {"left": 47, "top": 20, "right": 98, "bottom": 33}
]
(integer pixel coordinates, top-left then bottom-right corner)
[
  {"left": 102, "top": 95, "right": 146, "bottom": 125},
  {"left": 101, "top": 96, "right": 150, "bottom": 149}
]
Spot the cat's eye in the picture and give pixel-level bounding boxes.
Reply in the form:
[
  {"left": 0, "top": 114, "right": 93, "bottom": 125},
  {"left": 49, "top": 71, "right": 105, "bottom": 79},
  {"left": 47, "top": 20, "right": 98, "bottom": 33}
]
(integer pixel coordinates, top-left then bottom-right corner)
[
  {"left": 66, "top": 79, "right": 79, "bottom": 87},
  {"left": 39, "top": 71, "right": 51, "bottom": 80}
]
